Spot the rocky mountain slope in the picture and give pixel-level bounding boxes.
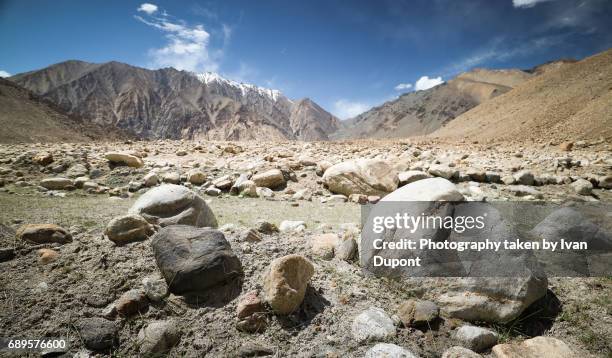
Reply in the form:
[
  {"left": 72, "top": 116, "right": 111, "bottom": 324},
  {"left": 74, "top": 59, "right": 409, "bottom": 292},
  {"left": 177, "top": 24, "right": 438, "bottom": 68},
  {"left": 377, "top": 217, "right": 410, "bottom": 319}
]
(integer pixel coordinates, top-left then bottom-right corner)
[
  {"left": 10, "top": 61, "right": 339, "bottom": 141},
  {"left": 333, "top": 68, "right": 534, "bottom": 139},
  {"left": 0, "top": 78, "right": 126, "bottom": 143},
  {"left": 432, "top": 49, "right": 612, "bottom": 142}
]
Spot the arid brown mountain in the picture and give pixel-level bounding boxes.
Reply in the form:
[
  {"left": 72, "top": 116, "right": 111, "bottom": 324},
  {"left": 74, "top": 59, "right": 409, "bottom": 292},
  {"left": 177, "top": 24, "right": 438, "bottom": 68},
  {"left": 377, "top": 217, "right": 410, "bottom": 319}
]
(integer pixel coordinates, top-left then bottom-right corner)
[
  {"left": 333, "top": 67, "right": 534, "bottom": 139},
  {"left": 431, "top": 49, "right": 612, "bottom": 143},
  {"left": 0, "top": 78, "right": 127, "bottom": 143},
  {"left": 10, "top": 61, "right": 339, "bottom": 141}
]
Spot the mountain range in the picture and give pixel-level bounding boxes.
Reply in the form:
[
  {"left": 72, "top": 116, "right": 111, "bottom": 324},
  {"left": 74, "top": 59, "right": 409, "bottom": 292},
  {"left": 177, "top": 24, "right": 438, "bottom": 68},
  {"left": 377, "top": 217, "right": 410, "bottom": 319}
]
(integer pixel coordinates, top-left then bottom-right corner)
[
  {"left": 4, "top": 48, "right": 611, "bottom": 143},
  {"left": 10, "top": 60, "right": 339, "bottom": 141}
]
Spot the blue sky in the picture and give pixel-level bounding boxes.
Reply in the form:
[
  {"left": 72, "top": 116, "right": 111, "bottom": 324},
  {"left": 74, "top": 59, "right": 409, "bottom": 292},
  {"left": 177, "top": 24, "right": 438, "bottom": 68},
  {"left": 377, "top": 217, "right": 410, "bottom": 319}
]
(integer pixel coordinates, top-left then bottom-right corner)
[{"left": 1, "top": 0, "right": 611, "bottom": 118}]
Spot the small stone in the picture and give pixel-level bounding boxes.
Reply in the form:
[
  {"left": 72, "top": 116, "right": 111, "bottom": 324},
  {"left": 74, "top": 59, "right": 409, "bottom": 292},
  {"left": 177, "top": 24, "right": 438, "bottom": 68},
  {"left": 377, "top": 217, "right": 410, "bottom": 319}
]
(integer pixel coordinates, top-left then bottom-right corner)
[
  {"left": 365, "top": 343, "right": 418, "bottom": 358},
  {"left": 348, "top": 193, "right": 368, "bottom": 204},
  {"left": 256, "top": 187, "right": 274, "bottom": 198},
  {"left": 187, "top": 169, "right": 207, "bottom": 185},
  {"left": 40, "top": 177, "right": 74, "bottom": 190},
  {"left": 501, "top": 175, "right": 516, "bottom": 185},
  {"left": 115, "top": 289, "right": 149, "bottom": 317},
  {"left": 508, "top": 185, "right": 543, "bottom": 198},
  {"left": 396, "top": 299, "right": 439, "bottom": 327},
  {"left": 33, "top": 152, "right": 54, "bottom": 166},
  {"left": 263, "top": 254, "right": 314, "bottom": 314},
  {"left": 236, "top": 290, "right": 265, "bottom": 319},
  {"left": 351, "top": 307, "right": 396, "bottom": 342},
  {"left": 442, "top": 346, "right": 482, "bottom": 358},
  {"left": 252, "top": 169, "right": 286, "bottom": 189},
  {"left": 162, "top": 172, "right": 181, "bottom": 184},
  {"left": 367, "top": 195, "right": 380, "bottom": 204},
  {"left": 598, "top": 175, "right": 612, "bottom": 189},
  {"left": 559, "top": 141, "right": 573, "bottom": 151},
  {"left": 279, "top": 220, "right": 306, "bottom": 232},
  {"left": 205, "top": 187, "right": 221, "bottom": 196},
  {"left": 492, "top": 336, "right": 575, "bottom": 358},
  {"left": 105, "top": 152, "right": 143, "bottom": 168},
  {"left": 76, "top": 317, "right": 118, "bottom": 351},
  {"left": 17, "top": 224, "right": 72, "bottom": 244},
  {"left": 143, "top": 172, "right": 159, "bottom": 187},
  {"left": 236, "top": 342, "right": 274, "bottom": 357},
  {"left": 105, "top": 214, "right": 154, "bottom": 244},
  {"left": 255, "top": 220, "right": 278, "bottom": 234},
  {"left": 213, "top": 175, "right": 233, "bottom": 190},
  {"left": 454, "top": 325, "right": 498, "bottom": 352},
  {"left": 428, "top": 164, "right": 458, "bottom": 180},
  {"left": 310, "top": 233, "right": 340, "bottom": 259},
  {"left": 142, "top": 277, "right": 169, "bottom": 302},
  {"left": 236, "top": 313, "right": 267, "bottom": 333},
  {"left": 38, "top": 248, "right": 59, "bottom": 264},
  {"left": 335, "top": 238, "right": 357, "bottom": 261},
  {"left": 571, "top": 178, "right": 593, "bottom": 196},
  {"left": 176, "top": 150, "right": 187, "bottom": 156},
  {"left": 137, "top": 320, "right": 181, "bottom": 356},
  {"left": 398, "top": 170, "right": 430, "bottom": 185},
  {"left": 514, "top": 170, "right": 535, "bottom": 186},
  {"left": 239, "top": 229, "right": 262, "bottom": 242},
  {"left": 485, "top": 172, "right": 501, "bottom": 183}
]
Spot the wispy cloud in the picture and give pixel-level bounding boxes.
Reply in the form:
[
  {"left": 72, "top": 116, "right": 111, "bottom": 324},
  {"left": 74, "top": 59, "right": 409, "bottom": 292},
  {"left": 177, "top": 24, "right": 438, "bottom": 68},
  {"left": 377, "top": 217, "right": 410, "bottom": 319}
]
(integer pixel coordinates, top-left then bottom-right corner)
[
  {"left": 415, "top": 76, "right": 444, "bottom": 91},
  {"left": 0, "top": 70, "right": 11, "bottom": 78},
  {"left": 135, "top": 3, "right": 221, "bottom": 72},
  {"left": 446, "top": 34, "right": 566, "bottom": 74},
  {"left": 333, "top": 99, "right": 371, "bottom": 119},
  {"left": 137, "top": 3, "right": 158, "bottom": 15},
  {"left": 394, "top": 83, "right": 412, "bottom": 91},
  {"left": 513, "top": 0, "right": 557, "bottom": 8}
]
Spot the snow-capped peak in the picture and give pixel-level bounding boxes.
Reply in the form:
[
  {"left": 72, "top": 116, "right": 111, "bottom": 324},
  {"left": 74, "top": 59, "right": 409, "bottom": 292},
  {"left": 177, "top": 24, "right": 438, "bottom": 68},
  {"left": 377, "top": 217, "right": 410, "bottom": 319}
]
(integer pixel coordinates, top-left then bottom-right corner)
[{"left": 194, "top": 71, "right": 284, "bottom": 102}]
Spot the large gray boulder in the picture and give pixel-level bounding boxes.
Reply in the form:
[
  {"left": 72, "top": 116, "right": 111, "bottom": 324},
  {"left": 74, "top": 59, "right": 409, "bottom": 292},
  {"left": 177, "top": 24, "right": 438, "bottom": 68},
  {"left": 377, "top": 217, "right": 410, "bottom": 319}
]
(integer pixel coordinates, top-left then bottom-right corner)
[
  {"left": 129, "top": 184, "right": 217, "bottom": 228},
  {"left": 360, "top": 178, "right": 548, "bottom": 323},
  {"left": 323, "top": 159, "right": 398, "bottom": 196},
  {"left": 151, "top": 225, "right": 243, "bottom": 302}
]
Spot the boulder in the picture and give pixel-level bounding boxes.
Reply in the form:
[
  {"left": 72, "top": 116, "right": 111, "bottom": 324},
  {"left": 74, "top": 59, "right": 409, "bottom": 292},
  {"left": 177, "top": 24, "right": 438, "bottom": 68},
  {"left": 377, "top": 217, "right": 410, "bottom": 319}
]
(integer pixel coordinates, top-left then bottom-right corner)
[
  {"left": 492, "top": 337, "right": 575, "bottom": 358},
  {"left": 351, "top": 307, "right": 396, "bottom": 342},
  {"left": 66, "top": 164, "right": 89, "bottom": 178},
  {"left": 365, "top": 343, "right": 418, "bottom": 358},
  {"left": 514, "top": 171, "right": 535, "bottom": 186},
  {"left": 151, "top": 226, "right": 243, "bottom": 301},
  {"left": 17, "top": 224, "right": 72, "bottom": 244},
  {"left": 263, "top": 254, "right": 314, "bottom": 314},
  {"left": 252, "top": 169, "right": 286, "bottom": 189},
  {"left": 137, "top": 320, "right": 181, "bottom": 356},
  {"left": 129, "top": 184, "right": 217, "bottom": 227},
  {"left": 105, "top": 214, "right": 154, "bottom": 244},
  {"left": 40, "top": 177, "right": 74, "bottom": 190},
  {"left": 162, "top": 172, "right": 181, "bottom": 184},
  {"left": 454, "top": 325, "right": 498, "bottom": 352},
  {"left": 323, "top": 159, "right": 398, "bottom": 196},
  {"left": 105, "top": 152, "right": 143, "bottom": 168},
  {"left": 384, "top": 177, "right": 464, "bottom": 202}
]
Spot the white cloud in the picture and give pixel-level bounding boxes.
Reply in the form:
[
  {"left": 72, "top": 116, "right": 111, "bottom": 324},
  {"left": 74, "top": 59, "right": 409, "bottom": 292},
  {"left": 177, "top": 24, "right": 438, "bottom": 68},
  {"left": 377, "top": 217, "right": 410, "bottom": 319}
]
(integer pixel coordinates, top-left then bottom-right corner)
[
  {"left": 137, "top": 3, "right": 158, "bottom": 15},
  {"left": 135, "top": 10, "right": 220, "bottom": 72},
  {"left": 0, "top": 70, "right": 10, "bottom": 78},
  {"left": 513, "top": 0, "right": 556, "bottom": 8},
  {"left": 394, "top": 83, "right": 412, "bottom": 91},
  {"left": 333, "top": 99, "right": 370, "bottom": 119},
  {"left": 414, "top": 76, "right": 444, "bottom": 91}
]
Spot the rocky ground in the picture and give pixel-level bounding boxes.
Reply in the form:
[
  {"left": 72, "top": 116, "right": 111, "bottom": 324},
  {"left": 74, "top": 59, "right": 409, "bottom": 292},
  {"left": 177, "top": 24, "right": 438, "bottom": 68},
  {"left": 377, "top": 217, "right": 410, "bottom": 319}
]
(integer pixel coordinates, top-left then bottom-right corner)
[{"left": 0, "top": 138, "right": 610, "bottom": 357}]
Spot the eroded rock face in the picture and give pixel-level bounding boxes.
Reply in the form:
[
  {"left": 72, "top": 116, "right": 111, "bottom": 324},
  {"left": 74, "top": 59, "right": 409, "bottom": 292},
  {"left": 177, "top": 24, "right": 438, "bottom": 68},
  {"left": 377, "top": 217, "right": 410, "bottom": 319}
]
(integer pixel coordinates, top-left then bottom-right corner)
[
  {"left": 322, "top": 159, "right": 398, "bottom": 196},
  {"left": 262, "top": 254, "right": 314, "bottom": 314},
  {"left": 104, "top": 152, "right": 144, "bottom": 168},
  {"left": 129, "top": 184, "right": 217, "bottom": 228},
  {"left": 151, "top": 226, "right": 243, "bottom": 302},
  {"left": 17, "top": 224, "right": 72, "bottom": 244}
]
